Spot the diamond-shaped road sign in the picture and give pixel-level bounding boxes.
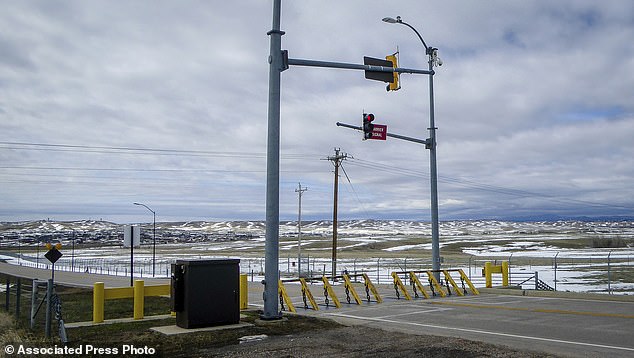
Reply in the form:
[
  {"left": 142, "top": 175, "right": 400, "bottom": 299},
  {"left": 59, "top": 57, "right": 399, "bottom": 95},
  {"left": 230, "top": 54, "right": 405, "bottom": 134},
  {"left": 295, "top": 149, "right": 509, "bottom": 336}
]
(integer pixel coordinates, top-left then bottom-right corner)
[{"left": 45, "top": 247, "right": 63, "bottom": 264}]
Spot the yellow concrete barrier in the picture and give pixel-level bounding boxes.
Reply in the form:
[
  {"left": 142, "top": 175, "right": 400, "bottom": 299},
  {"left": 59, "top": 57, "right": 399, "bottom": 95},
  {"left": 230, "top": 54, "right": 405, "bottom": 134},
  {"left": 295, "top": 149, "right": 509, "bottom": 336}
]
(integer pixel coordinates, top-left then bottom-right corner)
[
  {"left": 93, "top": 282, "right": 105, "bottom": 323},
  {"left": 484, "top": 261, "right": 509, "bottom": 288},
  {"left": 133, "top": 280, "right": 144, "bottom": 320},
  {"left": 92, "top": 280, "right": 171, "bottom": 323},
  {"left": 240, "top": 274, "right": 248, "bottom": 310}
]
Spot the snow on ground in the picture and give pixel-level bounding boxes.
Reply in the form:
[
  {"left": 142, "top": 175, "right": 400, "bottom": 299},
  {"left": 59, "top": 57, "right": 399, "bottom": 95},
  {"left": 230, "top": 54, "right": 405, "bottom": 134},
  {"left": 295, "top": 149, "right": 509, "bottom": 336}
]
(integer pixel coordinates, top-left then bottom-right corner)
[{"left": 2, "top": 219, "right": 633, "bottom": 294}]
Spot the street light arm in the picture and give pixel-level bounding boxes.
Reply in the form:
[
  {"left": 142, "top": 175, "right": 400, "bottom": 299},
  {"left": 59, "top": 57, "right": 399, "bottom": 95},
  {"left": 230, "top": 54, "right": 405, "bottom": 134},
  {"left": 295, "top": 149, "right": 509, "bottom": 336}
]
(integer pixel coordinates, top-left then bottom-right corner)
[
  {"left": 398, "top": 20, "right": 430, "bottom": 53},
  {"left": 133, "top": 202, "right": 155, "bottom": 214}
]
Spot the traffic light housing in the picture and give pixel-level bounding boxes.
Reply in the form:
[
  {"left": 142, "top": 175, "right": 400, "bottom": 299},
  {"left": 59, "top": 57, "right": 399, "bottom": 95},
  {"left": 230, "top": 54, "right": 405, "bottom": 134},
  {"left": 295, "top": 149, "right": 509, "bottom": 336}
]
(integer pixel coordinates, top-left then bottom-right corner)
[
  {"left": 386, "top": 53, "right": 400, "bottom": 91},
  {"left": 363, "top": 113, "right": 375, "bottom": 140}
]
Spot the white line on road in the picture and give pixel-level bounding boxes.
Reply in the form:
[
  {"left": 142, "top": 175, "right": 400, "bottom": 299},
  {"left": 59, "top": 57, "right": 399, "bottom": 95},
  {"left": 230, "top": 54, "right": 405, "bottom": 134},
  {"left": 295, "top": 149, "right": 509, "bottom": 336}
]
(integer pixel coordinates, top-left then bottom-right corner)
[
  {"left": 373, "top": 307, "right": 452, "bottom": 320},
  {"left": 327, "top": 312, "right": 634, "bottom": 353}
]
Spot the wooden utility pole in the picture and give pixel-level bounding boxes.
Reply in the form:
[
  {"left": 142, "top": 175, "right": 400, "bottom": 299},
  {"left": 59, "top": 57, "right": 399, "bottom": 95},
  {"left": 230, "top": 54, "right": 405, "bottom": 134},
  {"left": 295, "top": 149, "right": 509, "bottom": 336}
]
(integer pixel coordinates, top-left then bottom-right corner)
[{"left": 327, "top": 148, "right": 347, "bottom": 279}]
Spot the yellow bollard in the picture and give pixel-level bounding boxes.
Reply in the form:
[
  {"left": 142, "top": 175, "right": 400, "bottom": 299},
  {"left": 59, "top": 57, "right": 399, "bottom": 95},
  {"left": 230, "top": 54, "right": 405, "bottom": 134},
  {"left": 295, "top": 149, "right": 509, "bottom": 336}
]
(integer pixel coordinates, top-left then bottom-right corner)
[
  {"left": 93, "top": 282, "right": 105, "bottom": 323},
  {"left": 240, "top": 274, "right": 248, "bottom": 310},
  {"left": 133, "top": 280, "right": 144, "bottom": 320},
  {"left": 484, "top": 261, "right": 493, "bottom": 288},
  {"left": 502, "top": 261, "right": 509, "bottom": 287}
]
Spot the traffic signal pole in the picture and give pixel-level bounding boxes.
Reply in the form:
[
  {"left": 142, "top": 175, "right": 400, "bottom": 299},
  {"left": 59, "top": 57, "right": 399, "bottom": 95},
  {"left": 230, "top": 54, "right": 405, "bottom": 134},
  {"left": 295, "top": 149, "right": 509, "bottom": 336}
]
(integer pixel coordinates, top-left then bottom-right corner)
[
  {"left": 263, "top": 0, "right": 283, "bottom": 320},
  {"left": 287, "top": 58, "right": 432, "bottom": 76},
  {"left": 336, "top": 122, "right": 430, "bottom": 146},
  {"left": 264, "top": 1, "right": 438, "bottom": 318},
  {"left": 427, "top": 53, "right": 441, "bottom": 279}
]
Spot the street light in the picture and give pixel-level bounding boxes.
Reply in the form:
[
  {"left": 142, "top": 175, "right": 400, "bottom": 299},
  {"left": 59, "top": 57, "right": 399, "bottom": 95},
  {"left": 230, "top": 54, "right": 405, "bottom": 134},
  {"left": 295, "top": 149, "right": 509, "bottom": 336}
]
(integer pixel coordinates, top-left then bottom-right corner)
[
  {"left": 133, "top": 202, "right": 156, "bottom": 277},
  {"left": 383, "top": 15, "right": 442, "bottom": 278}
]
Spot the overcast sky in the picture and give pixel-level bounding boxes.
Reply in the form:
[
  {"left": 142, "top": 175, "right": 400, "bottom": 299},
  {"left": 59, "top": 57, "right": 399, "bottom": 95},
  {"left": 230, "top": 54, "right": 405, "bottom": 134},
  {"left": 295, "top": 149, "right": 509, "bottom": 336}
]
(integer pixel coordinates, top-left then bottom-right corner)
[{"left": 1, "top": 0, "right": 633, "bottom": 223}]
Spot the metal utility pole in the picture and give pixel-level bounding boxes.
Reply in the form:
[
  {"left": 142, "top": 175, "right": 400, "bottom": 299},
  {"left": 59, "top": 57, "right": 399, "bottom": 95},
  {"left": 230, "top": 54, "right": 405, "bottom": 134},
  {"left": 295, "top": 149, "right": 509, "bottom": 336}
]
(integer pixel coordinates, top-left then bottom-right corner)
[
  {"left": 262, "top": 1, "right": 432, "bottom": 318},
  {"left": 327, "top": 148, "right": 347, "bottom": 279},
  {"left": 134, "top": 202, "right": 156, "bottom": 277},
  {"left": 295, "top": 183, "right": 307, "bottom": 277},
  {"left": 383, "top": 15, "right": 442, "bottom": 279},
  {"left": 263, "top": 0, "right": 283, "bottom": 320},
  {"left": 130, "top": 225, "right": 134, "bottom": 287}
]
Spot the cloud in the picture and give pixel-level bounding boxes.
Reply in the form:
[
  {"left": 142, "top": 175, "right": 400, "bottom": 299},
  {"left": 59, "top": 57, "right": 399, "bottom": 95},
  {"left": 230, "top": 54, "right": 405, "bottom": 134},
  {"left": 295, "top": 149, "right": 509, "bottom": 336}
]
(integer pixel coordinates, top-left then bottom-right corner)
[{"left": 1, "top": 0, "right": 633, "bottom": 222}]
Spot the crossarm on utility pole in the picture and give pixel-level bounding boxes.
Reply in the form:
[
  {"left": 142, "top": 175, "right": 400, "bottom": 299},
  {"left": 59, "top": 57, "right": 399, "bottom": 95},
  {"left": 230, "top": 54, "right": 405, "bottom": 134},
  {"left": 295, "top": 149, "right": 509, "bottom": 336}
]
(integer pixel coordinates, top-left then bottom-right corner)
[
  {"left": 288, "top": 58, "right": 432, "bottom": 75},
  {"left": 336, "top": 122, "right": 430, "bottom": 146}
]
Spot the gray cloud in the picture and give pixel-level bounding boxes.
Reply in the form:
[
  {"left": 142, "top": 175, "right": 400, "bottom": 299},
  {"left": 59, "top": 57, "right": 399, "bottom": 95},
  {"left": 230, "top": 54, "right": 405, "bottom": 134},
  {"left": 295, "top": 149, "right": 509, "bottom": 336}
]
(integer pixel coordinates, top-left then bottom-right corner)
[{"left": 1, "top": 0, "right": 633, "bottom": 222}]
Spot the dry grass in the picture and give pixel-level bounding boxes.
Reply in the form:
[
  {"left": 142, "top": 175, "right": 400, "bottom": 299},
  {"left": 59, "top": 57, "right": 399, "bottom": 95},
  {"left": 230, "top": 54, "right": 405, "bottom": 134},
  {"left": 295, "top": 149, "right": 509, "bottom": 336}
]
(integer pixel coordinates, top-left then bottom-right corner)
[{"left": 0, "top": 311, "right": 38, "bottom": 347}]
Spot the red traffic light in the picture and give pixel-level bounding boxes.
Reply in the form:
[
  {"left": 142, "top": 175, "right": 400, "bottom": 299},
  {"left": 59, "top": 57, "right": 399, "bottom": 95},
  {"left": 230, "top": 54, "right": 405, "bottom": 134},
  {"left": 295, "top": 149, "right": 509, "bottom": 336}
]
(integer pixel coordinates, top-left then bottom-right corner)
[{"left": 364, "top": 113, "right": 375, "bottom": 122}]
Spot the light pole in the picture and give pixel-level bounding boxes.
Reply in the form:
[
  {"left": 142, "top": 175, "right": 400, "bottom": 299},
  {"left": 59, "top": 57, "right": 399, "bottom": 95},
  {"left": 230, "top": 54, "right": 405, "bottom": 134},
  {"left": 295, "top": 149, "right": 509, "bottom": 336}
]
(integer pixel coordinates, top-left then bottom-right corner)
[
  {"left": 383, "top": 15, "right": 442, "bottom": 278},
  {"left": 133, "top": 202, "right": 156, "bottom": 277}
]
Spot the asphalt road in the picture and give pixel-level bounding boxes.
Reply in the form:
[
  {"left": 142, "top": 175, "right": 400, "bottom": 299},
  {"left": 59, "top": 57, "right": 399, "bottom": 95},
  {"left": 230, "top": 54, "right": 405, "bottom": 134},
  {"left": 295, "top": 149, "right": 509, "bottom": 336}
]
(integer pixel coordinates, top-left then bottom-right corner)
[
  {"left": 249, "top": 279, "right": 634, "bottom": 358},
  {"left": 0, "top": 261, "right": 169, "bottom": 288}
]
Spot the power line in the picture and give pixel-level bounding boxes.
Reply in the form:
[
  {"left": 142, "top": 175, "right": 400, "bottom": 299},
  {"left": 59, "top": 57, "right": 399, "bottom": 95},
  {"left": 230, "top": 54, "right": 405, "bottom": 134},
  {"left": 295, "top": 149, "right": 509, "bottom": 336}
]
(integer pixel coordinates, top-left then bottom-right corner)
[
  {"left": 347, "top": 157, "right": 634, "bottom": 212},
  {"left": 0, "top": 141, "right": 319, "bottom": 159}
]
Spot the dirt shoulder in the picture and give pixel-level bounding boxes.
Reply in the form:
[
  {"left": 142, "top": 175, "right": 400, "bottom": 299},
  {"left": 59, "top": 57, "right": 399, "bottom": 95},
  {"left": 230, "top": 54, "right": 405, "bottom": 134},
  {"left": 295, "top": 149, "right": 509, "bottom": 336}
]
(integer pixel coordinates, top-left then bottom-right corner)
[{"left": 204, "top": 324, "right": 561, "bottom": 358}]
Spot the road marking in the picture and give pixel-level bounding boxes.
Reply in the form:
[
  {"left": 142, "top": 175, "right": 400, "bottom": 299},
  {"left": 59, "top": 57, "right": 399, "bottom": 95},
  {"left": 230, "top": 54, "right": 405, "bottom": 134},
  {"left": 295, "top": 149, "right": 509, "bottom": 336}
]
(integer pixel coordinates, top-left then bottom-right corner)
[
  {"left": 454, "top": 297, "right": 540, "bottom": 305},
  {"left": 428, "top": 301, "right": 634, "bottom": 319},
  {"left": 373, "top": 307, "right": 452, "bottom": 319},
  {"left": 327, "top": 312, "right": 634, "bottom": 353}
]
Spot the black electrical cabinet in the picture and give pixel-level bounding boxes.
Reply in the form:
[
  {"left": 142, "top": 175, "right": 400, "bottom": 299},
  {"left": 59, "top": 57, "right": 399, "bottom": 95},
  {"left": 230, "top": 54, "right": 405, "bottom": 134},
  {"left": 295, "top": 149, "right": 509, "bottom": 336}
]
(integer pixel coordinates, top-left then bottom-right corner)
[{"left": 170, "top": 259, "right": 240, "bottom": 329}]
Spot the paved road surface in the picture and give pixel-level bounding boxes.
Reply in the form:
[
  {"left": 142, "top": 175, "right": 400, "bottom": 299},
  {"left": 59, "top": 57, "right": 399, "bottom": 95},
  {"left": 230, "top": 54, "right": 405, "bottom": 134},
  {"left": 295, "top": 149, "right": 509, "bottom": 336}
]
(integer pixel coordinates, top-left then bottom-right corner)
[{"left": 248, "top": 278, "right": 634, "bottom": 358}]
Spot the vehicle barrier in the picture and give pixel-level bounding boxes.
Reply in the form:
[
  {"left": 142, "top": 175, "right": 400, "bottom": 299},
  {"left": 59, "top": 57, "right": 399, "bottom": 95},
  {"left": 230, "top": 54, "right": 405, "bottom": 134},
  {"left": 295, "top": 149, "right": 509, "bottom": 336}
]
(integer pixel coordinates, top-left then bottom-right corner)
[
  {"left": 92, "top": 280, "right": 170, "bottom": 323},
  {"left": 278, "top": 279, "right": 296, "bottom": 313},
  {"left": 321, "top": 276, "right": 342, "bottom": 308},
  {"left": 278, "top": 272, "right": 382, "bottom": 312},
  {"left": 391, "top": 272, "right": 412, "bottom": 300},
  {"left": 409, "top": 271, "right": 430, "bottom": 299},
  {"left": 483, "top": 261, "right": 509, "bottom": 288},
  {"left": 426, "top": 270, "right": 447, "bottom": 297},
  {"left": 362, "top": 273, "right": 383, "bottom": 303},
  {"left": 391, "top": 269, "right": 479, "bottom": 299},
  {"left": 342, "top": 274, "right": 362, "bottom": 305},
  {"left": 299, "top": 278, "right": 319, "bottom": 310}
]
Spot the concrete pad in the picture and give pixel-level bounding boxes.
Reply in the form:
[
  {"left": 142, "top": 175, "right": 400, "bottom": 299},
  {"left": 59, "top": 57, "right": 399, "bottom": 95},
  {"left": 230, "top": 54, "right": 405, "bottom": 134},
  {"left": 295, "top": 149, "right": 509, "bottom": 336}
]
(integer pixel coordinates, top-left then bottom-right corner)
[{"left": 150, "top": 322, "right": 253, "bottom": 335}]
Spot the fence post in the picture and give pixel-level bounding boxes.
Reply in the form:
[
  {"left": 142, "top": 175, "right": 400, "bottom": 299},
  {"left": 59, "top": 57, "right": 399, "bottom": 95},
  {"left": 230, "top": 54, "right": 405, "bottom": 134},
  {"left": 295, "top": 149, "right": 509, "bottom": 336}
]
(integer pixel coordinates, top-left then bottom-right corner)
[
  {"left": 15, "top": 278, "right": 21, "bottom": 319},
  {"left": 133, "top": 280, "right": 144, "bottom": 320},
  {"left": 534, "top": 271, "right": 539, "bottom": 291},
  {"left": 4, "top": 276, "right": 9, "bottom": 312},
  {"left": 93, "top": 282, "right": 105, "bottom": 323},
  {"left": 608, "top": 251, "right": 612, "bottom": 295},
  {"left": 45, "top": 279, "right": 52, "bottom": 339},
  {"left": 554, "top": 252, "right": 559, "bottom": 291},
  {"left": 31, "top": 279, "right": 38, "bottom": 329}
]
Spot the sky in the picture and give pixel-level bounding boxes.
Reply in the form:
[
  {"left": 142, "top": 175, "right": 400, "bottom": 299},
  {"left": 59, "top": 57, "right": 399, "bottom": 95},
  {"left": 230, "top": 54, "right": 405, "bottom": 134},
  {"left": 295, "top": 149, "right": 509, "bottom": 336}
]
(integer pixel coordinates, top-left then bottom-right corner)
[{"left": 1, "top": 0, "right": 634, "bottom": 223}]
